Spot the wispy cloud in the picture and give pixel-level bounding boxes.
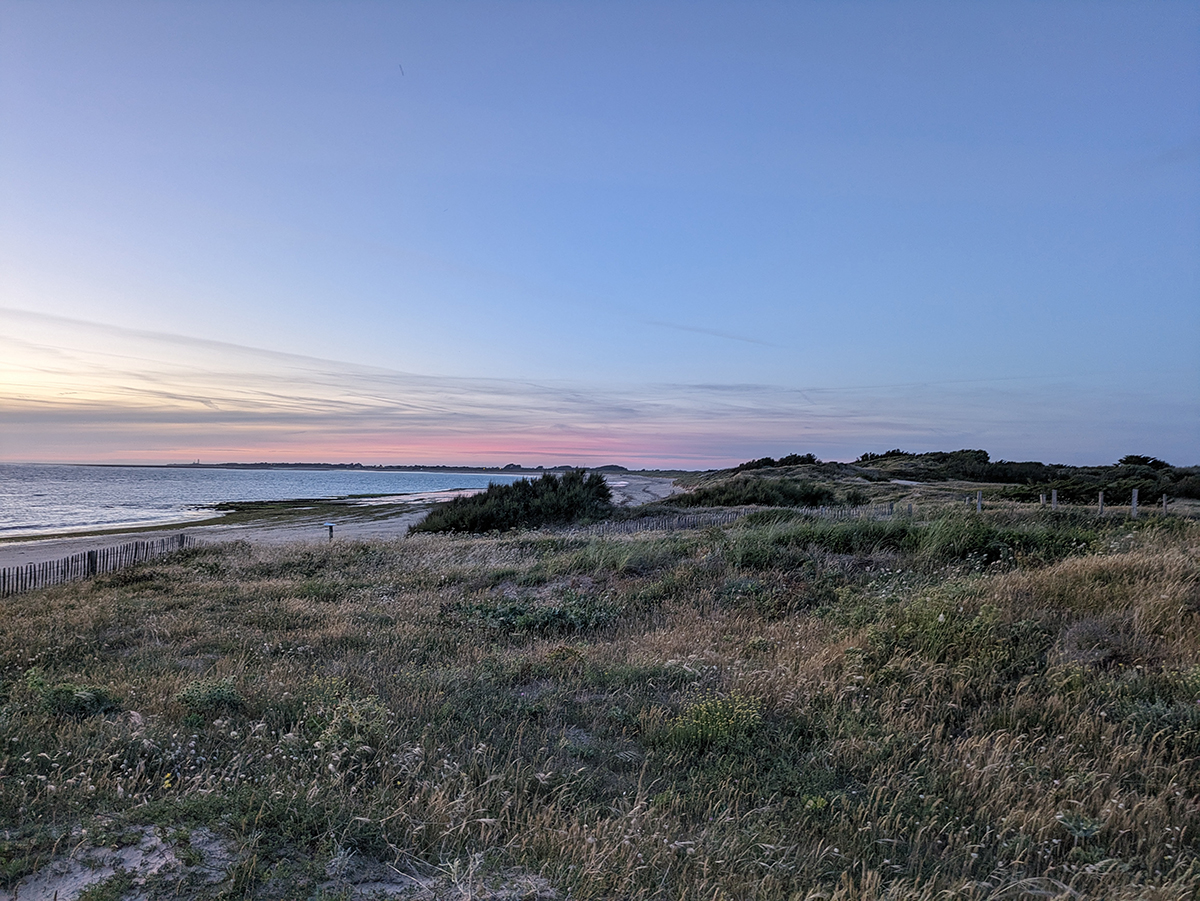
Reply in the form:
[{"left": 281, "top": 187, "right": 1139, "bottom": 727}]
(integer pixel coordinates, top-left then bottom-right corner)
[
  {"left": 2, "top": 308, "right": 1195, "bottom": 466},
  {"left": 643, "top": 320, "right": 780, "bottom": 347}
]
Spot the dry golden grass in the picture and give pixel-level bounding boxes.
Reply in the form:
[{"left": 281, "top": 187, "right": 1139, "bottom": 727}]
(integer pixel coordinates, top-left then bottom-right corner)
[{"left": 1, "top": 513, "right": 1198, "bottom": 898}]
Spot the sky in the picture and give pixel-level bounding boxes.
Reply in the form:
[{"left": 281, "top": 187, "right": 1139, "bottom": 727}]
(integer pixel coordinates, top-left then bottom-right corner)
[{"left": 1, "top": 1, "right": 1197, "bottom": 469}]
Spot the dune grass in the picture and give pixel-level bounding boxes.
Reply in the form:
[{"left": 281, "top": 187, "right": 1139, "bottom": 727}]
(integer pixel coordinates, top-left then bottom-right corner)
[{"left": 1, "top": 510, "right": 1198, "bottom": 898}]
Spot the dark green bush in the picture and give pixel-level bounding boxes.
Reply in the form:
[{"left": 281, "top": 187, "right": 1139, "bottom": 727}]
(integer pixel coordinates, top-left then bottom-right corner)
[
  {"left": 1120, "top": 454, "right": 1171, "bottom": 470},
  {"left": 1172, "top": 473, "right": 1200, "bottom": 500},
  {"left": 845, "top": 447, "right": 1199, "bottom": 501},
  {"left": 413, "top": 471, "right": 613, "bottom": 533},
  {"left": 732, "top": 453, "right": 820, "bottom": 473},
  {"left": 666, "top": 478, "right": 835, "bottom": 508},
  {"left": 25, "top": 669, "right": 120, "bottom": 718},
  {"left": 178, "top": 676, "right": 245, "bottom": 715}
]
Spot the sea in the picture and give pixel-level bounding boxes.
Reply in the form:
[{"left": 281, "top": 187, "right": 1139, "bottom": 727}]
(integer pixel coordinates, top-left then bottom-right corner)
[{"left": 0, "top": 464, "right": 527, "bottom": 539}]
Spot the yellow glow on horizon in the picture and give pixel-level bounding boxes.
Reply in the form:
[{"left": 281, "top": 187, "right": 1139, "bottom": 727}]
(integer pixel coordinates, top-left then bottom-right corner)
[{"left": 4, "top": 307, "right": 1117, "bottom": 468}]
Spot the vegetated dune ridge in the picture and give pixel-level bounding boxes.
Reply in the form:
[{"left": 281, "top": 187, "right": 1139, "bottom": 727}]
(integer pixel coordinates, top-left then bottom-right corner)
[{"left": 2, "top": 455, "right": 1199, "bottom": 899}]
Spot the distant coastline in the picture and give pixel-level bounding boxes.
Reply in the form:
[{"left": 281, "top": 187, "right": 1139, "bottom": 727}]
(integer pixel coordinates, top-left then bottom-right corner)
[
  {"left": 163, "top": 462, "right": 603, "bottom": 473},
  {"left": 0, "top": 464, "right": 536, "bottom": 543},
  {"left": 78, "top": 461, "right": 688, "bottom": 476}
]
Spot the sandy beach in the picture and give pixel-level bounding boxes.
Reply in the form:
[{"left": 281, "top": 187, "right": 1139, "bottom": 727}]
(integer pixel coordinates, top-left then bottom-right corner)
[{"left": 0, "top": 474, "right": 679, "bottom": 570}]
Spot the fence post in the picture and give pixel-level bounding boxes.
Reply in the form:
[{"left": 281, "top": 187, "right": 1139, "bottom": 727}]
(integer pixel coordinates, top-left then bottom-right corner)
[
  {"left": 1040, "top": 493, "right": 1046, "bottom": 507},
  {"left": 976, "top": 491, "right": 982, "bottom": 513},
  {"left": 1098, "top": 490, "right": 1104, "bottom": 515},
  {"left": 1131, "top": 488, "right": 1138, "bottom": 519},
  {"left": 1051, "top": 489, "right": 1058, "bottom": 510}
]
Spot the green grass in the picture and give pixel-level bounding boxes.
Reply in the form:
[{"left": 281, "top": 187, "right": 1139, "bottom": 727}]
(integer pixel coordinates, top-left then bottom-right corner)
[
  {"left": 731, "top": 510, "right": 1099, "bottom": 567},
  {"left": 78, "top": 870, "right": 136, "bottom": 901},
  {"left": 1, "top": 508, "right": 1198, "bottom": 898},
  {"left": 666, "top": 476, "right": 838, "bottom": 508}
]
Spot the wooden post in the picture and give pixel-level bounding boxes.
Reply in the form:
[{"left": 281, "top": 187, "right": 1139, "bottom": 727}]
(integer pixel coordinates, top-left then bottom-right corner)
[
  {"left": 1131, "top": 488, "right": 1138, "bottom": 519},
  {"left": 1098, "top": 490, "right": 1104, "bottom": 515},
  {"left": 1052, "top": 489, "right": 1058, "bottom": 510},
  {"left": 1040, "top": 493, "right": 1046, "bottom": 506},
  {"left": 976, "top": 490, "right": 982, "bottom": 513}
]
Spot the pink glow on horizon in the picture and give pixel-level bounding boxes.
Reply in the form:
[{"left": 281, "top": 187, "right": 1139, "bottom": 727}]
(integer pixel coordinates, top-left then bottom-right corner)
[{"left": 17, "top": 429, "right": 769, "bottom": 470}]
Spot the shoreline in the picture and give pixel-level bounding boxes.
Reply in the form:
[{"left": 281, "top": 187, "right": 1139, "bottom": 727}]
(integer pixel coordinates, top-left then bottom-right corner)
[{"left": 0, "top": 474, "right": 679, "bottom": 570}]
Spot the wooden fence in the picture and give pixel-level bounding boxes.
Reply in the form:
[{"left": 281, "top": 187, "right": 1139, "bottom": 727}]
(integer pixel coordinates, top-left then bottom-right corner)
[{"left": 0, "top": 533, "right": 196, "bottom": 599}]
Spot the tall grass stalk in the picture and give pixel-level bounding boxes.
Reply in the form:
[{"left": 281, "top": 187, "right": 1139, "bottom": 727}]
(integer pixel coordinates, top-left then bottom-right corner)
[{"left": 1, "top": 511, "right": 1196, "bottom": 898}]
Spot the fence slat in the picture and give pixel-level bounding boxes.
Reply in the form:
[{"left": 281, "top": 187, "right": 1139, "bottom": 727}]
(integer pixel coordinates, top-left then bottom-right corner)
[{"left": 0, "top": 533, "right": 195, "bottom": 598}]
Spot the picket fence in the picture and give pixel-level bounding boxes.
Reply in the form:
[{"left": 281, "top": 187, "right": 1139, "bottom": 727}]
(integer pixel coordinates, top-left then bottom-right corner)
[{"left": 0, "top": 533, "right": 196, "bottom": 598}]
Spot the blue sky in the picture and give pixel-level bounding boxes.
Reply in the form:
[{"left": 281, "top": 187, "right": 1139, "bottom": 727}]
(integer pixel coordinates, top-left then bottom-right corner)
[{"left": 1, "top": 1, "right": 1197, "bottom": 467}]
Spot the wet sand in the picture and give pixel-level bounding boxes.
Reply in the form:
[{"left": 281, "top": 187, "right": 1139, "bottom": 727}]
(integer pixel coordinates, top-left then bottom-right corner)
[{"left": 0, "top": 474, "right": 679, "bottom": 570}]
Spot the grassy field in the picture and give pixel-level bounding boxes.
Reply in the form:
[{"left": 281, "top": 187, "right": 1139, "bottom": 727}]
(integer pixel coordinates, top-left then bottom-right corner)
[{"left": 2, "top": 502, "right": 1198, "bottom": 898}]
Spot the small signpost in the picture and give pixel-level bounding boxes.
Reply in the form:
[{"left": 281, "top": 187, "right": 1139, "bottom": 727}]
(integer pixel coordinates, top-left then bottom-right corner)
[{"left": 324, "top": 522, "right": 335, "bottom": 542}]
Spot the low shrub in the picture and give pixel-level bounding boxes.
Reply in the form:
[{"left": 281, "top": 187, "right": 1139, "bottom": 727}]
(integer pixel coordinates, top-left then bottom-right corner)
[
  {"left": 24, "top": 668, "right": 120, "bottom": 718},
  {"left": 849, "top": 448, "right": 1200, "bottom": 501},
  {"left": 413, "top": 471, "right": 613, "bottom": 533},
  {"left": 667, "top": 477, "right": 836, "bottom": 509},
  {"left": 302, "top": 676, "right": 391, "bottom": 751},
  {"left": 657, "top": 693, "right": 763, "bottom": 753},
  {"left": 732, "top": 453, "right": 820, "bottom": 472},
  {"left": 177, "top": 676, "right": 244, "bottom": 715}
]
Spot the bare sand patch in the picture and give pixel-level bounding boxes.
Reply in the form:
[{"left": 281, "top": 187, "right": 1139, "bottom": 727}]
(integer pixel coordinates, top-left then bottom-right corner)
[{"left": 603, "top": 473, "right": 679, "bottom": 506}]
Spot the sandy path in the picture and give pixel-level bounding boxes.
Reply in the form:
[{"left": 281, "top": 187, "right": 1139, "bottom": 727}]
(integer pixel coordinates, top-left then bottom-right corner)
[
  {"left": 0, "top": 474, "right": 679, "bottom": 570},
  {"left": 0, "top": 512, "right": 425, "bottom": 569},
  {"left": 604, "top": 473, "right": 680, "bottom": 507}
]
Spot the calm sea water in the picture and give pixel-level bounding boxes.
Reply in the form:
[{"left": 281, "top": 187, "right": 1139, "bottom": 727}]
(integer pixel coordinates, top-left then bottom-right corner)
[{"left": 0, "top": 464, "right": 526, "bottom": 538}]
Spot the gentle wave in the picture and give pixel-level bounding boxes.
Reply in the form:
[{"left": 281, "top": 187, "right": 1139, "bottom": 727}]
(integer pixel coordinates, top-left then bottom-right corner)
[{"left": 0, "top": 464, "right": 526, "bottom": 538}]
